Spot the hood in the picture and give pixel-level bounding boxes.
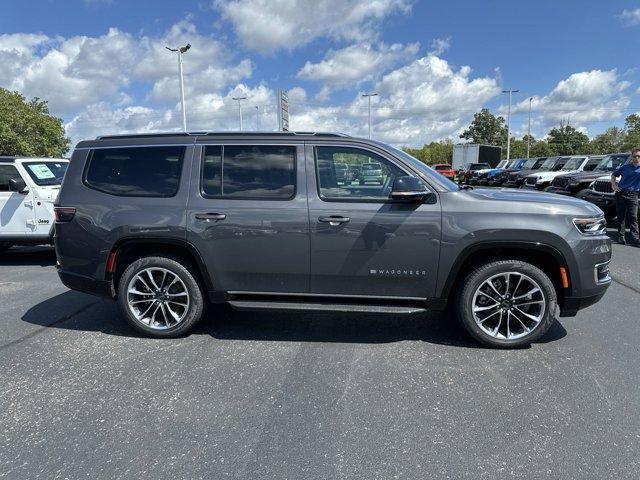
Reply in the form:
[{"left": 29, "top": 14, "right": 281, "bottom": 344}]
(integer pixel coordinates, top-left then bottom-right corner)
[
  {"left": 461, "top": 187, "right": 604, "bottom": 216},
  {"left": 562, "top": 170, "right": 612, "bottom": 183},
  {"left": 511, "top": 168, "right": 541, "bottom": 178},
  {"left": 529, "top": 170, "right": 577, "bottom": 181}
]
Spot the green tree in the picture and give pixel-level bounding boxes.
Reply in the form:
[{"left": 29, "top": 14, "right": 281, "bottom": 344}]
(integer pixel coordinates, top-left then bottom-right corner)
[
  {"left": 459, "top": 108, "right": 508, "bottom": 146},
  {"left": 546, "top": 121, "right": 590, "bottom": 155},
  {"left": 623, "top": 114, "right": 640, "bottom": 152},
  {"left": 402, "top": 139, "right": 453, "bottom": 165},
  {"left": 589, "top": 127, "right": 626, "bottom": 154},
  {"left": 0, "top": 88, "right": 69, "bottom": 157}
]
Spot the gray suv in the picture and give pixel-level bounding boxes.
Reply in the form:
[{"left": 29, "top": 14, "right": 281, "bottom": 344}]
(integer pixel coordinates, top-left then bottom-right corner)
[{"left": 54, "top": 132, "right": 611, "bottom": 348}]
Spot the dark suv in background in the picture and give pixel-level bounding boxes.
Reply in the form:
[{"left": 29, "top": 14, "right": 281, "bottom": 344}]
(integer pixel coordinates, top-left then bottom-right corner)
[
  {"left": 55, "top": 132, "right": 611, "bottom": 348},
  {"left": 502, "top": 157, "right": 548, "bottom": 188},
  {"left": 546, "top": 153, "right": 628, "bottom": 199}
]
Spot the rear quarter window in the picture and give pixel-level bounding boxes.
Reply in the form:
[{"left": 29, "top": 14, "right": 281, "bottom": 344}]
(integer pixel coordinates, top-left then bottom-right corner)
[{"left": 84, "top": 146, "right": 185, "bottom": 197}]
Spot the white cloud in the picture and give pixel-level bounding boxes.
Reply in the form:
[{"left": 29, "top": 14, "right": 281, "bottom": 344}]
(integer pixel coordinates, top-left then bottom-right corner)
[
  {"left": 0, "top": 21, "right": 253, "bottom": 114},
  {"left": 506, "top": 70, "right": 632, "bottom": 132},
  {"left": 214, "top": 0, "right": 413, "bottom": 53},
  {"left": 618, "top": 8, "right": 640, "bottom": 26},
  {"left": 290, "top": 54, "right": 501, "bottom": 144},
  {"left": 428, "top": 37, "right": 451, "bottom": 56},
  {"left": 297, "top": 42, "right": 420, "bottom": 90}
]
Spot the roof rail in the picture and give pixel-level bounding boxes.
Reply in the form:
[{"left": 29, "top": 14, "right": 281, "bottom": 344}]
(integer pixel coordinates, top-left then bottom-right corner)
[{"left": 95, "top": 131, "right": 351, "bottom": 140}]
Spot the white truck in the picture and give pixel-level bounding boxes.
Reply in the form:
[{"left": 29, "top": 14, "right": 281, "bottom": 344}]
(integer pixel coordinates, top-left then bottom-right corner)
[
  {"left": 0, "top": 157, "right": 69, "bottom": 252},
  {"left": 452, "top": 144, "right": 502, "bottom": 171}
]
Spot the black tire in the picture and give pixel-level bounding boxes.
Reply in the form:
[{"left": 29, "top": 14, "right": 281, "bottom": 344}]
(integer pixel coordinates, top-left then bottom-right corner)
[
  {"left": 117, "top": 256, "right": 205, "bottom": 338},
  {"left": 0, "top": 243, "right": 12, "bottom": 253},
  {"left": 543, "top": 185, "right": 554, "bottom": 192},
  {"left": 456, "top": 259, "right": 557, "bottom": 348},
  {"left": 575, "top": 188, "right": 590, "bottom": 200}
]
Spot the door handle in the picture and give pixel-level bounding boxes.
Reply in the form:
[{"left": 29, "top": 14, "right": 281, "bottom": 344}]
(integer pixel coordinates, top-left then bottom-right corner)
[
  {"left": 318, "top": 215, "right": 350, "bottom": 226},
  {"left": 195, "top": 213, "right": 227, "bottom": 221}
]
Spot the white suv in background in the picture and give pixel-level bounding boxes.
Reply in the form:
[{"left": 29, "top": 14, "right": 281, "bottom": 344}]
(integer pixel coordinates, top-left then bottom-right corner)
[
  {"left": 0, "top": 156, "right": 69, "bottom": 252},
  {"left": 522, "top": 156, "right": 594, "bottom": 191}
]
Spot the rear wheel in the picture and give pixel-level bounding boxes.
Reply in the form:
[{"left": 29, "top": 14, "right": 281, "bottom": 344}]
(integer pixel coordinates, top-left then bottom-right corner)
[
  {"left": 118, "top": 256, "right": 205, "bottom": 338},
  {"left": 456, "top": 260, "right": 557, "bottom": 348},
  {"left": 543, "top": 185, "right": 553, "bottom": 192}
]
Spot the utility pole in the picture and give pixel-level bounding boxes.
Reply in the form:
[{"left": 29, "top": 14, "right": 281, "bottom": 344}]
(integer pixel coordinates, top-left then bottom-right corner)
[
  {"left": 232, "top": 96, "right": 247, "bottom": 131},
  {"left": 255, "top": 106, "right": 260, "bottom": 131},
  {"left": 502, "top": 89, "right": 519, "bottom": 160},
  {"left": 361, "top": 92, "right": 378, "bottom": 139},
  {"left": 165, "top": 44, "right": 191, "bottom": 132},
  {"left": 526, "top": 97, "right": 532, "bottom": 158}
]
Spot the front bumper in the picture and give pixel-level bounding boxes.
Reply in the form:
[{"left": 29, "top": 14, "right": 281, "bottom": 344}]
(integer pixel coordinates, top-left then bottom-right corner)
[
  {"left": 561, "top": 291, "right": 608, "bottom": 317},
  {"left": 583, "top": 191, "right": 615, "bottom": 211},
  {"left": 545, "top": 186, "right": 572, "bottom": 196}
]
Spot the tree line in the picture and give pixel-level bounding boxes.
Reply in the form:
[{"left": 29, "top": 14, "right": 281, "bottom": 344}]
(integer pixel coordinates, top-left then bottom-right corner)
[{"left": 403, "top": 108, "right": 640, "bottom": 165}]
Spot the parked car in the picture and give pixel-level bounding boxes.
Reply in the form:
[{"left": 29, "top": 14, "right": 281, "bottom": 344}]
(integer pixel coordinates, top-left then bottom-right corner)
[
  {"left": 55, "top": 132, "right": 611, "bottom": 348},
  {"left": 521, "top": 156, "right": 592, "bottom": 191},
  {"left": 546, "top": 154, "right": 628, "bottom": 198},
  {"left": 0, "top": 156, "right": 69, "bottom": 252},
  {"left": 432, "top": 163, "right": 456, "bottom": 180},
  {"left": 457, "top": 162, "right": 490, "bottom": 184},
  {"left": 502, "top": 157, "right": 548, "bottom": 188},
  {"left": 360, "top": 162, "right": 384, "bottom": 185},
  {"left": 582, "top": 175, "right": 617, "bottom": 218},
  {"left": 467, "top": 159, "right": 509, "bottom": 186},
  {"left": 334, "top": 162, "right": 348, "bottom": 184},
  {"left": 486, "top": 158, "right": 529, "bottom": 187},
  {"left": 474, "top": 159, "right": 522, "bottom": 186}
]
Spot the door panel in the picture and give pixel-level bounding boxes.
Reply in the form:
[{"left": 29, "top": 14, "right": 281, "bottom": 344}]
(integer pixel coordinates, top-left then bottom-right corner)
[
  {"left": 187, "top": 144, "right": 310, "bottom": 293},
  {"left": 306, "top": 144, "right": 441, "bottom": 299},
  {"left": 0, "top": 165, "right": 31, "bottom": 235}
]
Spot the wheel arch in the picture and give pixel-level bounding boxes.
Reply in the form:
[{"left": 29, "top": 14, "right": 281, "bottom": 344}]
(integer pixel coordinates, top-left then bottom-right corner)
[
  {"left": 107, "top": 237, "right": 219, "bottom": 303},
  {"left": 437, "top": 241, "right": 577, "bottom": 312}
]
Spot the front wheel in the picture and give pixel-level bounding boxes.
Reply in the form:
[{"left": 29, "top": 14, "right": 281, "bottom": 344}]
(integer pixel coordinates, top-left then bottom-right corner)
[
  {"left": 118, "top": 256, "right": 205, "bottom": 338},
  {"left": 456, "top": 260, "right": 557, "bottom": 348}
]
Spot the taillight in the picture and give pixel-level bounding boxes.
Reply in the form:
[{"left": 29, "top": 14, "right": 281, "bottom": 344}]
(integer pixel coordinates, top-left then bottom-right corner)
[{"left": 54, "top": 207, "right": 76, "bottom": 223}]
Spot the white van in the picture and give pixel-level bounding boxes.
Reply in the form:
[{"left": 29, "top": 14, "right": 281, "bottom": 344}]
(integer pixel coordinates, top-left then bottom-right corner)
[{"left": 0, "top": 156, "right": 69, "bottom": 252}]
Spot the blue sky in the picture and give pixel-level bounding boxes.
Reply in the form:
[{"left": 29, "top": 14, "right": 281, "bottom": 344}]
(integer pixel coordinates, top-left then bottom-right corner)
[{"left": 1, "top": 0, "right": 639, "bottom": 146}]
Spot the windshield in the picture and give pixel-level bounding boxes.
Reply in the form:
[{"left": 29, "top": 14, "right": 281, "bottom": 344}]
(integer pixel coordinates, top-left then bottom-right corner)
[
  {"left": 540, "top": 157, "right": 557, "bottom": 170},
  {"left": 521, "top": 158, "right": 537, "bottom": 169},
  {"left": 560, "top": 157, "right": 585, "bottom": 171},
  {"left": 383, "top": 144, "right": 459, "bottom": 191},
  {"left": 596, "top": 154, "right": 630, "bottom": 171},
  {"left": 470, "top": 163, "right": 490, "bottom": 170},
  {"left": 23, "top": 161, "right": 68, "bottom": 186}
]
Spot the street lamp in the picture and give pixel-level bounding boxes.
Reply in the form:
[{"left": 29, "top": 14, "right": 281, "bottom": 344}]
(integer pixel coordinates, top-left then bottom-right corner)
[
  {"left": 255, "top": 106, "right": 260, "bottom": 131},
  {"left": 502, "top": 89, "right": 519, "bottom": 160},
  {"left": 165, "top": 43, "right": 191, "bottom": 132},
  {"left": 527, "top": 97, "right": 533, "bottom": 158},
  {"left": 232, "top": 96, "right": 247, "bottom": 131},
  {"left": 362, "top": 92, "right": 378, "bottom": 139}
]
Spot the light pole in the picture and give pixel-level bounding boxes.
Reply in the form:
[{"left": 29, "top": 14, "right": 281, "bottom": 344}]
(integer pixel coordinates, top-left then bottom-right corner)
[
  {"left": 362, "top": 92, "right": 378, "bottom": 139},
  {"left": 502, "top": 89, "right": 519, "bottom": 160},
  {"left": 255, "top": 106, "right": 260, "bottom": 131},
  {"left": 232, "top": 96, "right": 247, "bottom": 131},
  {"left": 165, "top": 44, "right": 191, "bottom": 132},
  {"left": 526, "top": 97, "right": 532, "bottom": 158}
]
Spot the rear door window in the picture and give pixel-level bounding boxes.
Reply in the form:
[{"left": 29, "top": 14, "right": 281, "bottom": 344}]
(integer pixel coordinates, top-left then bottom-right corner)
[
  {"left": 84, "top": 147, "right": 185, "bottom": 197},
  {"left": 201, "top": 145, "right": 296, "bottom": 199}
]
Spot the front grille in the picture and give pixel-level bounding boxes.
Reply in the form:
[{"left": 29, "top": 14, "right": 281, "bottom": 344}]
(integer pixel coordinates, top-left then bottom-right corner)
[
  {"left": 593, "top": 179, "right": 613, "bottom": 194},
  {"left": 553, "top": 176, "right": 570, "bottom": 188},
  {"left": 525, "top": 176, "right": 537, "bottom": 186}
]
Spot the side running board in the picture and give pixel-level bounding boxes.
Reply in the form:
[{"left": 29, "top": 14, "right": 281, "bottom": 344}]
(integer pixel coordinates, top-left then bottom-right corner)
[{"left": 227, "top": 300, "right": 426, "bottom": 314}]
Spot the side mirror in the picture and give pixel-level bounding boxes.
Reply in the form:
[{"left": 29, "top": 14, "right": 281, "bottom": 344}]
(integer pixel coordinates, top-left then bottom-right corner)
[
  {"left": 390, "top": 176, "right": 431, "bottom": 202},
  {"left": 9, "top": 178, "right": 27, "bottom": 194}
]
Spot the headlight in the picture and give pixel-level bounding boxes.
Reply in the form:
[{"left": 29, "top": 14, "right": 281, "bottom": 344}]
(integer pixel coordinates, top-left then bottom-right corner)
[{"left": 573, "top": 216, "right": 607, "bottom": 236}]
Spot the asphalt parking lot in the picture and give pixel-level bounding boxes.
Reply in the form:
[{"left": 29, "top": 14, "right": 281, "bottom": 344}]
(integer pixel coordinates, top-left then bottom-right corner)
[{"left": 1, "top": 237, "right": 639, "bottom": 480}]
